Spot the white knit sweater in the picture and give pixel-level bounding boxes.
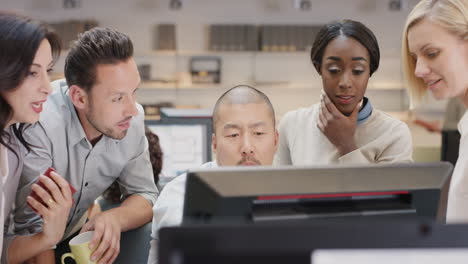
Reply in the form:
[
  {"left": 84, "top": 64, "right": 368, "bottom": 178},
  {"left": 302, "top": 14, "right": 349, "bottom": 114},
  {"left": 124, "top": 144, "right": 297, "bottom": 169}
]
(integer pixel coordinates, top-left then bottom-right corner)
[
  {"left": 447, "top": 110, "right": 468, "bottom": 223},
  {"left": 274, "top": 103, "right": 413, "bottom": 165}
]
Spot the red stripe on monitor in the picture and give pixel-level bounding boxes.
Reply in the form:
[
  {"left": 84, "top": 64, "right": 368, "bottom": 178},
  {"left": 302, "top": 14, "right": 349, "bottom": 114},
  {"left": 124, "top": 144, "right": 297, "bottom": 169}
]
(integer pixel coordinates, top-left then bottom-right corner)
[{"left": 257, "top": 191, "right": 410, "bottom": 201}]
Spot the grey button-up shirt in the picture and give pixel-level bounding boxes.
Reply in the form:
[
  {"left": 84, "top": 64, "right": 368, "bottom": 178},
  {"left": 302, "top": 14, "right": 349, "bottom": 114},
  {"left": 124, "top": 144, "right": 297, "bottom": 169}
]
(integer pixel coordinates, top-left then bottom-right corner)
[{"left": 8, "top": 80, "right": 158, "bottom": 253}]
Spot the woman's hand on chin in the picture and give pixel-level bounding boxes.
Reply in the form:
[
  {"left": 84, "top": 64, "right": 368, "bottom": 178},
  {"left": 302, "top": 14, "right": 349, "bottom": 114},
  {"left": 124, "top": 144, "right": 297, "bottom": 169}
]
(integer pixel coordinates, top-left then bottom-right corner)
[{"left": 317, "top": 93, "right": 359, "bottom": 156}]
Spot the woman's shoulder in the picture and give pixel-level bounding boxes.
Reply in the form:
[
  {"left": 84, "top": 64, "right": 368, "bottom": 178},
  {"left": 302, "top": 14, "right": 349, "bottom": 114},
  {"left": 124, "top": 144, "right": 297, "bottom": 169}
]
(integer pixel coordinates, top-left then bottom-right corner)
[{"left": 368, "top": 109, "right": 410, "bottom": 131}]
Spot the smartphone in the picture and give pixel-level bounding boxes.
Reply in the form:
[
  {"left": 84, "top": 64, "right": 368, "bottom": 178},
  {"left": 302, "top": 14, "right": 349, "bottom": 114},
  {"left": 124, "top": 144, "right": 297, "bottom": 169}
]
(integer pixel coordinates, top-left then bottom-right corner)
[{"left": 29, "top": 167, "right": 77, "bottom": 208}]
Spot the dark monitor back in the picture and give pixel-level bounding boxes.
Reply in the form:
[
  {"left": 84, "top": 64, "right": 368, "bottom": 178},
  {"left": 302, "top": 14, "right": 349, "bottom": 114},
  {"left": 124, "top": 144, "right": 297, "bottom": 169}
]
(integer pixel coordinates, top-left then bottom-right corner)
[
  {"left": 441, "top": 129, "right": 461, "bottom": 165},
  {"left": 159, "top": 220, "right": 468, "bottom": 264},
  {"left": 183, "top": 162, "right": 453, "bottom": 224}
]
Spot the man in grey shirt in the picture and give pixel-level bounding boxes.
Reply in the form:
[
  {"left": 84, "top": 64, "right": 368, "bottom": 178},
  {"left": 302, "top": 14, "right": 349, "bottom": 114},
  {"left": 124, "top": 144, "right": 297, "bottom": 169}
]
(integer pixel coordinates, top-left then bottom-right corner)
[{"left": 9, "top": 28, "right": 158, "bottom": 263}]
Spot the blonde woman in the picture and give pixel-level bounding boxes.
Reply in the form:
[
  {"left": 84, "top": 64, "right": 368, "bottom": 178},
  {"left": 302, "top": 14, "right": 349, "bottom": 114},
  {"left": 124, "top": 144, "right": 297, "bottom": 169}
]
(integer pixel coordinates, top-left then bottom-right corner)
[{"left": 401, "top": 0, "right": 468, "bottom": 222}]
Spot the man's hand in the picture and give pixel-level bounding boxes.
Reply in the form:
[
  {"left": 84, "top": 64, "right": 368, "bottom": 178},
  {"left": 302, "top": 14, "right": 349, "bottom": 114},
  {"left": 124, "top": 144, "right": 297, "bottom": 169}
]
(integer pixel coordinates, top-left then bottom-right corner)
[
  {"left": 317, "top": 92, "right": 359, "bottom": 156},
  {"left": 81, "top": 211, "right": 121, "bottom": 264}
]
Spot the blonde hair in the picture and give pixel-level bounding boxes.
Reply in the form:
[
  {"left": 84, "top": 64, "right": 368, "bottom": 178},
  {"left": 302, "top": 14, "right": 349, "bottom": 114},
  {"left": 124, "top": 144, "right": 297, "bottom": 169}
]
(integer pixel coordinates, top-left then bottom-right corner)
[{"left": 401, "top": 0, "right": 468, "bottom": 107}]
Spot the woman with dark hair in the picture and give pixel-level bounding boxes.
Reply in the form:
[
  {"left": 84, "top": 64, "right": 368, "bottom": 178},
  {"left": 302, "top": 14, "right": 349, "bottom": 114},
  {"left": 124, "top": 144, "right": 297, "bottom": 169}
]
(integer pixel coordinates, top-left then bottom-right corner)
[
  {"left": 274, "top": 19, "right": 413, "bottom": 165},
  {"left": 0, "top": 11, "right": 74, "bottom": 263}
]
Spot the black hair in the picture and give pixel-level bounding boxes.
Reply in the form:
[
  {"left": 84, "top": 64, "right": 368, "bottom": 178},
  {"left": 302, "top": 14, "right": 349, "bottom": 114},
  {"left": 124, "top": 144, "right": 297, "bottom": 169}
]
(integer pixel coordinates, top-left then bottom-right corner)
[
  {"left": 0, "top": 11, "right": 61, "bottom": 157},
  {"left": 310, "top": 19, "right": 380, "bottom": 76}
]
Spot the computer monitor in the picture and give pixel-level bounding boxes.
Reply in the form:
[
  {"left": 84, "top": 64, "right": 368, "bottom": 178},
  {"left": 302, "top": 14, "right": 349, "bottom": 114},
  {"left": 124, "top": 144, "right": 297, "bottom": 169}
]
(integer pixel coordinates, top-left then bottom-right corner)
[
  {"left": 145, "top": 108, "right": 212, "bottom": 180},
  {"left": 158, "top": 220, "right": 468, "bottom": 264},
  {"left": 182, "top": 162, "right": 453, "bottom": 224}
]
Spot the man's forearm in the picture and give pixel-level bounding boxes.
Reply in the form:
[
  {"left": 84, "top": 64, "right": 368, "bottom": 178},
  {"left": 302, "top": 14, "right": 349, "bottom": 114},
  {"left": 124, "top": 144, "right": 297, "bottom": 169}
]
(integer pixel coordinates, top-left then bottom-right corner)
[
  {"left": 8, "top": 234, "right": 55, "bottom": 264},
  {"left": 107, "top": 194, "right": 153, "bottom": 231},
  {"left": 27, "top": 249, "right": 55, "bottom": 264}
]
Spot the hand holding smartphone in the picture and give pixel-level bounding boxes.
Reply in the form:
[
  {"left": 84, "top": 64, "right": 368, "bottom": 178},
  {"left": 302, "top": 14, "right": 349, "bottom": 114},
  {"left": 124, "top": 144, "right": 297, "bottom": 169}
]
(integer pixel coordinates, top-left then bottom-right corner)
[{"left": 30, "top": 168, "right": 76, "bottom": 208}]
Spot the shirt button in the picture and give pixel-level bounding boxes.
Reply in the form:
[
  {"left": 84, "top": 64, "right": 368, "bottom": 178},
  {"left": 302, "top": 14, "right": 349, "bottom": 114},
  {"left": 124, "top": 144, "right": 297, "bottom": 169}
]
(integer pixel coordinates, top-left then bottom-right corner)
[{"left": 85, "top": 182, "right": 89, "bottom": 187}]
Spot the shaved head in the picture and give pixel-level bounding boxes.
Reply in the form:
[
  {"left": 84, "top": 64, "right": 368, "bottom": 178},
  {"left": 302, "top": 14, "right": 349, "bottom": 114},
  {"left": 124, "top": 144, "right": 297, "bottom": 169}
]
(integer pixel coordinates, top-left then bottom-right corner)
[{"left": 212, "top": 85, "right": 275, "bottom": 133}]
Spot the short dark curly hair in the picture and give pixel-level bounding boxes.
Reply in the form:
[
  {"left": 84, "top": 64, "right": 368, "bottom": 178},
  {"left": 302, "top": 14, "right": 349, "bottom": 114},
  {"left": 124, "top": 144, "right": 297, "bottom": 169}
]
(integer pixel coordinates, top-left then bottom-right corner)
[{"left": 145, "top": 127, "right": 163, "bottom": 180}]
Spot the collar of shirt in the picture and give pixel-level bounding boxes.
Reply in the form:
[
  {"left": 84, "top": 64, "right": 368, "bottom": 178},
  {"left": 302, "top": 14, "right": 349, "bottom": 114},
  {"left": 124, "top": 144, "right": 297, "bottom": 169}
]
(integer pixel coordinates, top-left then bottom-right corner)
[
  {"left": 458, "top": 110, "right": 468, "bottom": 136},
  {"left": 59, "top": 81, "right": 120, "bottom": 151},
  {"left": 0, "top": 140, "right": 8, "bottom": 180},
  {"left": 204, "top": 161, "right": 217, "bottom": 168},
  {"left": 357, "top": 97, "right": 373, "bottom": 125}
]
